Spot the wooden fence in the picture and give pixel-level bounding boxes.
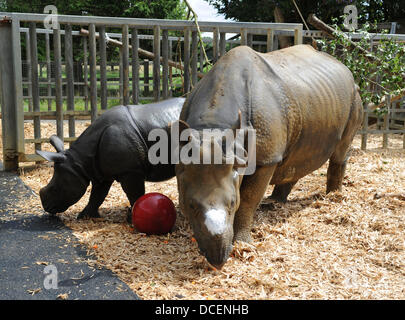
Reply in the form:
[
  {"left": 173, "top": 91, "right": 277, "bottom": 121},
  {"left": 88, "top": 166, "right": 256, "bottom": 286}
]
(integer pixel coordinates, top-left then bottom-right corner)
[
  {"left": 1, "top": 12, "right": 404, "bottom": 172},
  {"left": 0, "top": 12, "right": 303, "bottom": 170},
  {"left": 360, "top": 95, "right": 405, "bottom": 150}
]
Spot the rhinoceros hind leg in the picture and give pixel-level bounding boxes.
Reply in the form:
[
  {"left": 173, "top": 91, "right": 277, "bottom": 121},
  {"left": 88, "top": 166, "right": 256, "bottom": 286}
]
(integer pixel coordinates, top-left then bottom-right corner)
[
  {"left": 270, "top": 181, "right": 298, "bottom": 203},
  {"left": 326, "top": 159, "right": 348, "bottom": 193},
  {"left": 327, "top": 90, "right": 362, "bottom": 193},
  {"left": 119, "top": 174, "right": 145, "bottom": 223},
  {"left": 77, "top": 180, "right": 113, "bottom": 219},
  {"left": 326, "top": 136, "right": 353, "bottom": 193},
  {"left": 326, "top": 132, "right": 354, "bottom": 193},
  {"left": 233, "top": 165, "right": 277, "bottom": 243}
]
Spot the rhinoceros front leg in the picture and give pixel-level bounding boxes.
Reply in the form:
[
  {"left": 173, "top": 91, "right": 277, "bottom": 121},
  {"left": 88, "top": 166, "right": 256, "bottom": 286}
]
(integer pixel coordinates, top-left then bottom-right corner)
[
  {"left": 77, "top": 180, "right": 113, "bottom": 219},
  {"left": 233, "top": 165, "right": 277, "bottom": 243},
  {"left": 118, "top": 173, "right": 145, "bottom": 223}
]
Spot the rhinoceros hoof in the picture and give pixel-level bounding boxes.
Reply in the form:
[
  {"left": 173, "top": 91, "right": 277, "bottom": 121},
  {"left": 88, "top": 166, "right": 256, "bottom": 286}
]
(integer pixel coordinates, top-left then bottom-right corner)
[
  {"left": 126, "top": 207, "right": 132, "bottom": 224},
  {"left": 77, "top": 207, "right": 101, "bottom": 220}
]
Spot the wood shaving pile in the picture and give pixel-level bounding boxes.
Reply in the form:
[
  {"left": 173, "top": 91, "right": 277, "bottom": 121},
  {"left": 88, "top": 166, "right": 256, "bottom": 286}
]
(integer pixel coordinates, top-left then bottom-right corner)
[{"left": 2, "top": 121, "right": 404, "bottom": 299}]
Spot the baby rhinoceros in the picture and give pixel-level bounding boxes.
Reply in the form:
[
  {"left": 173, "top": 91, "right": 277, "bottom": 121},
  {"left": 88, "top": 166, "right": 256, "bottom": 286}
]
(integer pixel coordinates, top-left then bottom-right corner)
[{"left": 37, "top": 98, "right": 184, "bottom": 219}]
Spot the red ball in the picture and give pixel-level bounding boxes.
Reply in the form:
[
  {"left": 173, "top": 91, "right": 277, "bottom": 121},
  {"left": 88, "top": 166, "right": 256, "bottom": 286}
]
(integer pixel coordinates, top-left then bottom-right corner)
[{"left": 132, "top": 193, "right": 176, "bottom": 235}]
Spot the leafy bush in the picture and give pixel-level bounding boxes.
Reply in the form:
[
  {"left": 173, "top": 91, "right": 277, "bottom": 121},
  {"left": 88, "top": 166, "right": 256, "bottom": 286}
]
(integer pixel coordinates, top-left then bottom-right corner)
[{"left": 317, "top": 20, "right": 405, "bottom": 109}]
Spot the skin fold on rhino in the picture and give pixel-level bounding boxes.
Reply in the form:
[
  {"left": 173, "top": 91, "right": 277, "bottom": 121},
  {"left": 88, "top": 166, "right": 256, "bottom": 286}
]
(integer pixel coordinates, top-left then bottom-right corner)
[
  {"left": 36, "top": 98, "right": 185, "bottom": 219},
  {"left": 175, "top": 45, "right": 363, "bottom": 269}
]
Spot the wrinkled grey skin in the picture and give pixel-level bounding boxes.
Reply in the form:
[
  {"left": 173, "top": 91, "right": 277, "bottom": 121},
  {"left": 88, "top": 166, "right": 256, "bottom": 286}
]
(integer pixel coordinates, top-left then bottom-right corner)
[
  {"left": 37, "top": 98, "right": 184, "bottom": 219},
  {"left": 176, "top": 45, "right": 363, "bottom": 269}
]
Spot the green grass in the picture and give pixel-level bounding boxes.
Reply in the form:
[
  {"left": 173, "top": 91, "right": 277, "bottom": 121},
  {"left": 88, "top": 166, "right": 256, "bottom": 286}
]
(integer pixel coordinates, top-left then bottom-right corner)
[
  {"left": 24, "top": 98, "right": 124, "bottom": 112},
  {"left": 25, "top": 61, "right": 208, "bottom": 112}
]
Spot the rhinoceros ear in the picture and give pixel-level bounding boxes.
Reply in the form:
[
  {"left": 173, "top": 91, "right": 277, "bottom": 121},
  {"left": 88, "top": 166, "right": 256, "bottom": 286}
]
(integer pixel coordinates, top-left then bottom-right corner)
[
  {"left": 170, "top": 120, "right": 190, "bottom": 135},
  {"left": 169, "top": 120, "right": 193, "bottom": 145},
  {"left": 49, "top": 135, "right": 65, "bottom": 152},
  {"left": 36, "top": 150, "right": 67, "bottom": 163}
]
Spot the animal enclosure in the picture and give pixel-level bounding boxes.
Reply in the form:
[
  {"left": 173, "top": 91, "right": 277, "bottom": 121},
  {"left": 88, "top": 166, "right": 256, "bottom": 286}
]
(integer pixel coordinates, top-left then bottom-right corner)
[
  {"left": 2, "top": 122, "right": 403, "bottom": 300},
  {"left": 1, "top": 12, "right": 404, "bottom": 171},
  {"left": 0, "top": 12, "right": 303, "bottom": 170},
  {"left": 0, "top": 12, "right": 403, "bottom": 300}
]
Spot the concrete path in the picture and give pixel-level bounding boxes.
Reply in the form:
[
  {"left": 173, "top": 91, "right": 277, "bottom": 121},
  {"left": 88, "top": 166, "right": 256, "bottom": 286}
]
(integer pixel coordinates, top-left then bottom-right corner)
[{"left": 0, "top": 165, "right": 139, "bottom": 300}]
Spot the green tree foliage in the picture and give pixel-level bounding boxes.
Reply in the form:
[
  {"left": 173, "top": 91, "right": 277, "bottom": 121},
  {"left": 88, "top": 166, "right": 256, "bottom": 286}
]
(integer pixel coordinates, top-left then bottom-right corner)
[
  {"left": 4, "top": 0, "right": 187, "bottom": 20},
  {"left": 206, "top": 0, "right": 405, "bottom": 25},
  {"left": 317, "top": 21, "right": 405, "bottom": 109},
  {"left": 4, "top": 1, "right": 186, "bottom": 62}
]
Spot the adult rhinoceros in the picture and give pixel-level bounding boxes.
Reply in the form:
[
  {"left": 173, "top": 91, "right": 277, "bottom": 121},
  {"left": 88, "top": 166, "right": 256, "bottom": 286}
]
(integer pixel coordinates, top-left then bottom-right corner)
[{"left": 175, "top": 45, "right": 363, "bottom": 268}]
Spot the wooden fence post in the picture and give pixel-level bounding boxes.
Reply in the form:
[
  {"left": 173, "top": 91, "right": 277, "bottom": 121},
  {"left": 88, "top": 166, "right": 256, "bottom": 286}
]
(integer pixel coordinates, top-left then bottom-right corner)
[
  {"left": 0, "top": 19, "right": 23, "bottom": 170},
  {"left": 122, "top": 25, "right": 130, "bottom": 105},
  {"left": 153, "top": 25, "right": 161, "bottom": 102},
  {"left": 247, "top": 33, "right": 253, "bottom": 48},
  {"left": 382, "top": 94, "right": 390, "bottom": 149},
  {"left": 29, "top": 22, "right": 41, "bottom": 153},
  {"left": 361, "top": 105, "right": 369, "bottom": 150},
  {"left": 162, "top": 29, "right": 169, "bottom": 99},
  {"left": 267, "top": 29, "right": 274, "bottom": 52},
  {"left": 183, "top": 27, "right": 191, "bottom": 94},
  {"left": 65, "top": 24, "right": 75, "bottom": 143},
  {"left": 191, "top": 31, "right": 198, "bottom": 87},
  {"left": 25, "top": 31, "right": 33, "bottom": 112},
  {"left": 403, "top": 112, "right": 405, "bottom": 149},
  {"left": 131, "top": 28, "right": 140, "bottom": 104},
  {"left": 99, "top": 26, "right": 108, "bottom": 110},
  {"left": 212, "top": 27, "right": 219, "bottom": 63},
  {"left": 219, "top": 32, "right": 226, "bottom": 57},
  {"left": 294, "top": 25, "right": 303, "bottom": 45},
  {"left": 240, "top": 28, "right": 248, "bottom": 46},
  {"left": 89, "top": 23, "right": 98, "bottom": 123},
  {"left": 53, "top": 27, "right": 64, "bottom": 140},
  {"left": 144, "top": 59, "right": 150, "bottom": 96},
  {"left": 45, "top": 33, "right": 52, "bottom": 111},
  {"left": 82, "top": 36, "right": 89, "bottom": 111}
]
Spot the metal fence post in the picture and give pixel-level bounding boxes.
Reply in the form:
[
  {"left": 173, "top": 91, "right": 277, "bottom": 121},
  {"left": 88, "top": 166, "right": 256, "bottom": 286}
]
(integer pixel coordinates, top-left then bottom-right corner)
[{"left": 0, "top": 17, "right": 24, "bottom": 171}]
